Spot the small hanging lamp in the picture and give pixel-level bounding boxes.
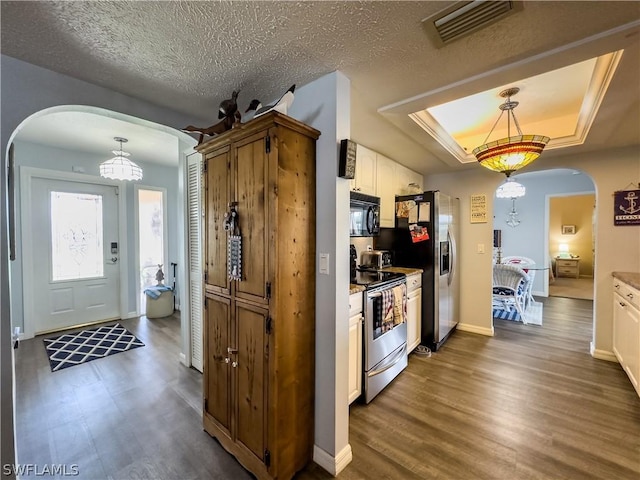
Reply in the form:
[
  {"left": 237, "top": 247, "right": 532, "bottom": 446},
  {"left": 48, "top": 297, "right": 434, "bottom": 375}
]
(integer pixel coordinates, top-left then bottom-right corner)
[
  {"left": 99, "top": 137, "right": 143, "bottom": 181},
  {"left": 473, "top": 87, "right": 550, "bottom": 177}
]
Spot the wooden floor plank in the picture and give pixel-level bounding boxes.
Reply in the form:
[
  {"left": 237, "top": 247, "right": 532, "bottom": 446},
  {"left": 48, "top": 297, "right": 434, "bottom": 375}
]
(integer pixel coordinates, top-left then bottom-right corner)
[{"left": 14, "top": 297, "right": 640, "bottom": 479}]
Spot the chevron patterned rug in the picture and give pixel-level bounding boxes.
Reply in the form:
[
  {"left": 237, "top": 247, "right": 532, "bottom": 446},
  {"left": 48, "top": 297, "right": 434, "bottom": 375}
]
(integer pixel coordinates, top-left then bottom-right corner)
[
  {"left": 493, "top": 301, "right": 543, "bottom": 326},
  {"left": 43, "top": 323, "right": 144, "bottom": 372}
]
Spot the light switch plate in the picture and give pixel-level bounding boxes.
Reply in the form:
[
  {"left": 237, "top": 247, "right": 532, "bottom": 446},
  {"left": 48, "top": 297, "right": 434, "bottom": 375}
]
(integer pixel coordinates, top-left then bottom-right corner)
[
  {"left": 319, "top": 253, "right": 330, "bottom": 275},
  {"left": 477, "top": 243, "right": 485, "bottom": 254}
]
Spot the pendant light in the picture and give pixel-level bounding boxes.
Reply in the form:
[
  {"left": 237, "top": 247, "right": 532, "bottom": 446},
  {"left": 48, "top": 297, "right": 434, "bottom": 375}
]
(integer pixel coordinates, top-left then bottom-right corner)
[
  {"left": 495, "top": 178, "right": 526, "bottom": 199},
  {"left": 99, "top": 137, "right": 143, "bottom": 181},
  {"left": 473, "top": 87, "right": 549, "bottom": 177}
]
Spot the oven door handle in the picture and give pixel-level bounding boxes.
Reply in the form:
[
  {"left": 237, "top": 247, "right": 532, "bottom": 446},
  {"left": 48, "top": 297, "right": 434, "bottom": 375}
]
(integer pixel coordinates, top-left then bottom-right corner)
[{"left": 367, "top": 344, "right": 407, "bottom": 377}]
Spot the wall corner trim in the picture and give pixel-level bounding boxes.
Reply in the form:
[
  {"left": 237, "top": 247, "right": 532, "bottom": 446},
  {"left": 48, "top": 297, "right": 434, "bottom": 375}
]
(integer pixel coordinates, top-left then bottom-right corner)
[
  {"left": 457, "top": 323, "right": 495, "bottom": 337},
  {"left": 313, "top": 443, "right": 352, "bottom": 477},
  {"left": 590, "top": 342, "right": 617, "bottom": 362}
]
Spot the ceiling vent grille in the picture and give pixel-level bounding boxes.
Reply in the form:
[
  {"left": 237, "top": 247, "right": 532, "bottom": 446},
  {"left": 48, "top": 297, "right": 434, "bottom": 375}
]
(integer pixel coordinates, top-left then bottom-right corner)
[{"left": 423, "top": 1, "right": 523, "bottom": 48}]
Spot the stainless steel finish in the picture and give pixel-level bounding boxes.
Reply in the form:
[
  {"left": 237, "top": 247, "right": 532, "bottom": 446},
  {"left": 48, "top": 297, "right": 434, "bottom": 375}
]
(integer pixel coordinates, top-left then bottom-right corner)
[
  {"left": 362, "top": 275, "right": 408, "bottom": 403},
  {"left": 360, "top": 250, "right": 392, "bottom": 270},
  {"left": 364, "top": 343, "right": 408, "bottom": 403},
  {"left": 433, "top": 192, "right": 460, "bottom": 345}
]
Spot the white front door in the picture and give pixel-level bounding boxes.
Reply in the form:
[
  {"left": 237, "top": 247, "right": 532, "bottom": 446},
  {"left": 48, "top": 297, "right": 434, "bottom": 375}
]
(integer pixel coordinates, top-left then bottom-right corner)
[{"left": 30, "top": 178, "right": 120, "bottom": 334}]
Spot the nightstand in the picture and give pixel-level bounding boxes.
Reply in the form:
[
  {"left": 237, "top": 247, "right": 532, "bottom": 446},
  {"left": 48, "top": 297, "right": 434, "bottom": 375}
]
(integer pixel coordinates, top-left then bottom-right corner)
[{"left": 555, "top": 257, "right": 580, "bottom": 278}]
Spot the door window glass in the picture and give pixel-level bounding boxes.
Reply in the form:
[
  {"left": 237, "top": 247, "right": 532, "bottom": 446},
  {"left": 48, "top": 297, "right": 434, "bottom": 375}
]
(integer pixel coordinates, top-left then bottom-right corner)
[
  {"left": 138, "top": 189, "right": 165, "bottom": 313},
  {"left": 50, "top": 191, "right": 104, "bottom": 281}
]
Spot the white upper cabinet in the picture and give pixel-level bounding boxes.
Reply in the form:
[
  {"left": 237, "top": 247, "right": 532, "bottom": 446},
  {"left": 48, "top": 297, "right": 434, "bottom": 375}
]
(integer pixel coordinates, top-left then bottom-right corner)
[
  {"left": 375, "top": 154, "right": 397, "bottom": 228},
  {"left": 349, "top": 143, "right": 423, "bottom": 227},
  {"left": 350, "top": 145, "right": 377, "bottom": 195},
  {"left": 395, "top": 163, "right": 423, "bottom": 195}
]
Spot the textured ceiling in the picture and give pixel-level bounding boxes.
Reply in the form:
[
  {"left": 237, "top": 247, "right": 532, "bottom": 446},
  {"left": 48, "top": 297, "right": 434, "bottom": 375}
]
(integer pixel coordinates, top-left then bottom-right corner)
[{"left": 1, "top": 1, "right": 639, "bottom": 174}]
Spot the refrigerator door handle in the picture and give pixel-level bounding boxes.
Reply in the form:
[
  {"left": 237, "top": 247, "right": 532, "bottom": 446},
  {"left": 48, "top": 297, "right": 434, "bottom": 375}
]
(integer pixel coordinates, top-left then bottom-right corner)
[{"left": 448, "top": 229, "right": 456, "bottom": 286}]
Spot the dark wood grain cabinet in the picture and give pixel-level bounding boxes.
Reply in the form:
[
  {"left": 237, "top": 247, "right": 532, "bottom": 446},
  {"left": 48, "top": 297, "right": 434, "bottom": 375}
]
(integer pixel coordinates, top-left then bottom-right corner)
[{"left": 197, "top": 112, "right": 319, "bottom": 480}]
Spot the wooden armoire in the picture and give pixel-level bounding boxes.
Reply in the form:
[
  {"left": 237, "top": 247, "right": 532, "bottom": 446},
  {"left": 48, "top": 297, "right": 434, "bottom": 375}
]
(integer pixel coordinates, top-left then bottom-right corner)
[{"left": 196, "top": 112, "right": 320, "bottom": 480}]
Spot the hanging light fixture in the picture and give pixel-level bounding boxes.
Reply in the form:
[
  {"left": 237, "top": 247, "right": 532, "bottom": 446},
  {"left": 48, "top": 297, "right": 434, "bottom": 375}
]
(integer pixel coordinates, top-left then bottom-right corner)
[
  {"left": 506, "top": 199, "right": 521, "bottom": 227},
  {"left": 473, "top": 87, "right": 550, "bottom": 177},
  {"left": 99, "top": 137, "right": 143, "bottom": 181},
  {"left": 496, "top": 178, "right": 526, "bottom": 199}
]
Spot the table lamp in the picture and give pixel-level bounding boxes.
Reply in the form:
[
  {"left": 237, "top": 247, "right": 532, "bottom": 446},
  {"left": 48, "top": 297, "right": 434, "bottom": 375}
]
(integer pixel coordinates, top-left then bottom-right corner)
[{"left": 558, "top": 243, "right": 570, "bottom": 258}]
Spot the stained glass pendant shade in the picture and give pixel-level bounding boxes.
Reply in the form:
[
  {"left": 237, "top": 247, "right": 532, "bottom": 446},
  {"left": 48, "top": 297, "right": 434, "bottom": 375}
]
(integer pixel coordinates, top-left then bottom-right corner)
[
  {"left": 100, "top": 137, "right": 143, "bottom": 181},
  {"left": 473, "top": 87, "right": 550, "bottom": 177}
]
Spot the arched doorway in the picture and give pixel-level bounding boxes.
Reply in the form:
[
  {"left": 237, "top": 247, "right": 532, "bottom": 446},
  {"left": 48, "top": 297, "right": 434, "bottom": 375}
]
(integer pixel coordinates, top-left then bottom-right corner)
[{"left": 491, "top": 168, "right": 597, "bottom": 343}]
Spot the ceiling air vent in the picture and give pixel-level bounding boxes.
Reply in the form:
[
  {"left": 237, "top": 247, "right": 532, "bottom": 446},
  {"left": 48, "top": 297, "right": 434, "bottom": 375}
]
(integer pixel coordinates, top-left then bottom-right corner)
[{"left": 423, "top": 1, "right": 523, "bottom": 48}]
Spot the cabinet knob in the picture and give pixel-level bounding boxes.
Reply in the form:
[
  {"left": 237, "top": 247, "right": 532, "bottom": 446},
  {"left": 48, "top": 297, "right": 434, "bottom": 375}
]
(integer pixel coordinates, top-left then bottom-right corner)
[
  {"left": 620, "top": 302, "right": 626, "bottom": 307},
  {"left": 615, "top": 284, "right": 620, "bottom": 288},
  {"left": 627, "top": 293, "right": 634, "bottom": 299},
  {"left": 227, "top": 347, "right": 238, "bottom": 354},
  {"left": 224, "top": 357, "right": 230, "bottom": 363},
  {"left": 232, "top": 361, "right": 238, "bottom": 368}
]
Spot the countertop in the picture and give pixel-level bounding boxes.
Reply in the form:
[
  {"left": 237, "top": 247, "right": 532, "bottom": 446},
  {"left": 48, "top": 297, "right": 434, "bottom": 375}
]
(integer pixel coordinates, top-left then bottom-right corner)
[
  {"left": 612, "top": 272, "right": 640, "bottom": 290},
  {"left": 349, "top": 267, "right": 423, "bottom": 295},
  {"left": 381, "top": 267, "right": 423, "bottom": 276}
]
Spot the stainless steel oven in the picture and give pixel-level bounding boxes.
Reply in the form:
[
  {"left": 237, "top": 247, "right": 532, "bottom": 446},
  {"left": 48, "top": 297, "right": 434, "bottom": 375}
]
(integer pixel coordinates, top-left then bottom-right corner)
[{"left": 353, "top": 270, "right": 407, "bottom": 403}]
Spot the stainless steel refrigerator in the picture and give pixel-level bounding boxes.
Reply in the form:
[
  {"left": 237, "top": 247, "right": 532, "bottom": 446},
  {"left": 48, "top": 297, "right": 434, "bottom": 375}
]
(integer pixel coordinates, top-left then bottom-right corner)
[{"left": 376, "top": 191, "right": 460, "bottom": 351}]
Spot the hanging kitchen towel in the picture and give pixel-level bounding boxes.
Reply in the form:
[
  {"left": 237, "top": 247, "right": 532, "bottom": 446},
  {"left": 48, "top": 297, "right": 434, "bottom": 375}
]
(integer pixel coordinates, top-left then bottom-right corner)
[
  {"left": 382, "top": 289, "right": 394, "bottom": 332},
  {"left": 392, "top": 284, "right": 407, "bottom": 325}
]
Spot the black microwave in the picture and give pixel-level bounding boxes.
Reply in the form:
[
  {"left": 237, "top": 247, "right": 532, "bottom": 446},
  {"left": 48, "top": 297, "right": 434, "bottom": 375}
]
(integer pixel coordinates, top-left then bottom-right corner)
[{"left": 350, "top": 192, "right": 380, "bottom": 237}]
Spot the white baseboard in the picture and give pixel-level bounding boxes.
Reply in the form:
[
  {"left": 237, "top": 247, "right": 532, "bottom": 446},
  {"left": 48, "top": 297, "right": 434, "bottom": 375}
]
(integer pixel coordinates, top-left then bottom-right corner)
[
  {"left": 590, "top": 342, "right": 618, "bottom": 362},
  {"left": 123, "top": 311, "right": 138, "bottom": 319},
  {"left": 313, "top": 443, "right": 352, "bottom": 477},
  {"left": 457, "top": 323, "right": 494, "bottom": 337}
]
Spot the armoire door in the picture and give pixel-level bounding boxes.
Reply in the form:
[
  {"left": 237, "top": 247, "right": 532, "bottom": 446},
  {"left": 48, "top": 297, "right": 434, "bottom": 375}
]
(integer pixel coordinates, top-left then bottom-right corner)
[
  {"left": 234, "top": 301, "right": 269, "bottom": 464},
  {"left": 204, "top": 147, "right": 232, "bottom": 296},
  {"left": 233, "top": 132, "right": 270, "bottom": 305},
  {"left": 204, "top": 293, "right": 232, "bottom": 438}
]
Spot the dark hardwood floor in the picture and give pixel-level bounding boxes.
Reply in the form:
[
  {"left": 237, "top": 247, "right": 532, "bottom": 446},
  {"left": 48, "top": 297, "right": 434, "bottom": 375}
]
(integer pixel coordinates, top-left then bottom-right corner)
[{"left": 15, "top": 297, "right": 640, "bottom": 479}]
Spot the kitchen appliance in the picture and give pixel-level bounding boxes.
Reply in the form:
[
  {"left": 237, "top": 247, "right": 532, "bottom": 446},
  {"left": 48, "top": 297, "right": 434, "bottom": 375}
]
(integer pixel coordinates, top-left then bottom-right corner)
[
  {"left": 376, "top": 191, "right": 460, "bottom": 351},
  {"left": 360, "top": 250, "right": 392, "bottom": 270},
  {"left": 350, "top": 192, "right": 380, "bottom": 237},
  {"left": 350, "top": 244, "right": 358, "bottom": 280},
  {"left": 351, "top": 269, "right": 407, "bottom": 403}
]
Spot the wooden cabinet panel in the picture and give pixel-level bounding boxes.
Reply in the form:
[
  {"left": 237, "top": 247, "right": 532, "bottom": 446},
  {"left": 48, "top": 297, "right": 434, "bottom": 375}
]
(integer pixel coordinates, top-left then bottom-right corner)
[
  {"left": 204, "top": 294, "right": 232, "bottom": 436},
  {"left": 197, "top": 112, "right": 319, "bottom": 480},
  {"left": 234, "top": 133, "right": 269, "bottom": 303},
  {"left": 204, "top": 148, "right": 231, "bottom": 295},
  {"left": 235, "top": 301, "right": 268, "bottom": 462}
]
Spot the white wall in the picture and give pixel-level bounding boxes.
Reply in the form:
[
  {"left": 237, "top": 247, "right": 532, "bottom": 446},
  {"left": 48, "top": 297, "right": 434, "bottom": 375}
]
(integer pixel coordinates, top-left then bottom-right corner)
[
  {"left": 1, "top": 54, "right": 206, "bottom": 473},
  {"left": 494, "top": 171, "right": 596, "bottom": 295},
  {"left": 424, "top": 147, "right": 640, "bottom": 353},
  {"left": 10, "top": 141, "right": 181, "bottom": 332},
  {"left": 289, "top": 71, "right": 353, "bottom": 475}
]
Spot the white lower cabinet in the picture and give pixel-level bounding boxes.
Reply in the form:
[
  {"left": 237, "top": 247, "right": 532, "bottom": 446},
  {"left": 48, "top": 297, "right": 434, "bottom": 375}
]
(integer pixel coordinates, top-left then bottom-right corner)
[
  {"left": 613, "top": 278, "right": 640, "bottom": 397},
  {"left": 348, "top": 292, "right": 363, "bottom": 405},
  {"left": 406, "top": 273, "right": 422, "bottom": 353}
]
